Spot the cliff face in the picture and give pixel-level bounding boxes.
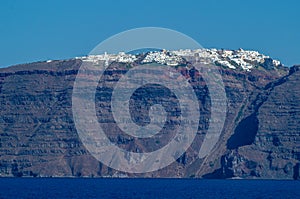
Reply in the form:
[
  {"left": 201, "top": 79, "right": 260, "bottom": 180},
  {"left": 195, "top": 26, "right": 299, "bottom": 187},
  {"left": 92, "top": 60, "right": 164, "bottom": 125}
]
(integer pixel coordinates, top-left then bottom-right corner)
[
  {"left": 203, "top": 65, "right": 300, "bottom": 179},
  {"left": 0, "top": 58, "right": 299, "bottom": 179}
]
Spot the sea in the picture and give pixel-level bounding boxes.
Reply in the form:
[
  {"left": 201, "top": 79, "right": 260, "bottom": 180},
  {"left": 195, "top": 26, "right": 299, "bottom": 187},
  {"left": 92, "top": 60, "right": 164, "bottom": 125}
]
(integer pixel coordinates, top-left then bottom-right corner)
[{"left": 0, "top": 178, "right": 299, "bottom": 199}]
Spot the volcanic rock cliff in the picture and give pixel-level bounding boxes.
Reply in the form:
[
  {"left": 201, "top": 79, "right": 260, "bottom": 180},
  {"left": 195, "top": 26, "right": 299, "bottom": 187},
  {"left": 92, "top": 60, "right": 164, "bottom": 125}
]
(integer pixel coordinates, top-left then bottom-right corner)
[{"left": 0, "top": 51, "right": 299, "bottom": 179}]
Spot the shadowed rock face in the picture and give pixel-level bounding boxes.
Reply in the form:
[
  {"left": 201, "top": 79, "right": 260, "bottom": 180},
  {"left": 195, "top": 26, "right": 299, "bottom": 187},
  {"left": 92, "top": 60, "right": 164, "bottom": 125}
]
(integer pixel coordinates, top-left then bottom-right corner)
[
  {"left": 0, "top": 58, "right": 299, "bottom": 179},
  {"left": 227, "top": 113, "right": 258, "bottom": 150}
]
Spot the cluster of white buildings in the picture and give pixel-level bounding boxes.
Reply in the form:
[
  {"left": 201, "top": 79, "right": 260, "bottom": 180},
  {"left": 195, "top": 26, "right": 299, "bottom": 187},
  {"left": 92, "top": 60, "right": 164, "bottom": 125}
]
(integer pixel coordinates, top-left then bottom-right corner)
[
  {"left": 116, "top": 52, "right": 137, "bottom": 63},
  {"left": 78, "top": 52, "right": 137, "bottom": 66},
  {"left": 173, "top": 48, "right": 282, "bottom": 71},
  {"left": 141, "top": 50, "right": 184, "bottom": 66},
  {"left": 77, "top": 48, "right": 282, "bottom": 71}
]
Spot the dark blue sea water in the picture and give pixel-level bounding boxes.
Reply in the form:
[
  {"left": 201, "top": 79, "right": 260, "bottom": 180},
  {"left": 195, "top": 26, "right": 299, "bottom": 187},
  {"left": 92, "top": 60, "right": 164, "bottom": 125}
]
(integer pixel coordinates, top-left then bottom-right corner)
[{"left": 0, "top": 178, "right": 299, "bottom": 199}]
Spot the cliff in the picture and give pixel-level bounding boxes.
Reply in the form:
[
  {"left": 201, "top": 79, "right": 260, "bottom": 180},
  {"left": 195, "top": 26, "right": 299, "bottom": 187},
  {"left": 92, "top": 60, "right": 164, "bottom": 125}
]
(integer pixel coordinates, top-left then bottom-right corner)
[{"left": 0, "top": 53, "right": 299, "bottom": 179}]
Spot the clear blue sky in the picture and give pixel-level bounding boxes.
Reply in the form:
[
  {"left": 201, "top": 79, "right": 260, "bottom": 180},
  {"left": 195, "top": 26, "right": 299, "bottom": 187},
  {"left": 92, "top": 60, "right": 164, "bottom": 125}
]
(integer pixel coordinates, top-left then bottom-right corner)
[{"left": 0, "top": 0, "right": 299, "bottom": 67}]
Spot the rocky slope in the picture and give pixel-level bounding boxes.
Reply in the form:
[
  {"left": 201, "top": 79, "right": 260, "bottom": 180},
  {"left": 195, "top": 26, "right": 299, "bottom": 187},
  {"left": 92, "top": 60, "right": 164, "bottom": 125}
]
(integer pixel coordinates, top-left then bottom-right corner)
[{"left": 0, "top": 49, "right": 299, "bottom": 179}]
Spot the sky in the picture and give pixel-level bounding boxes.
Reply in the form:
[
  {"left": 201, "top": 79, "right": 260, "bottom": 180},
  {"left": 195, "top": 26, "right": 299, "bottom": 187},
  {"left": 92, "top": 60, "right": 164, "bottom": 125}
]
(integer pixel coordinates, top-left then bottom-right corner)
[{"left": 0, "top": 0, "right": 299, "bottom": 68}]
